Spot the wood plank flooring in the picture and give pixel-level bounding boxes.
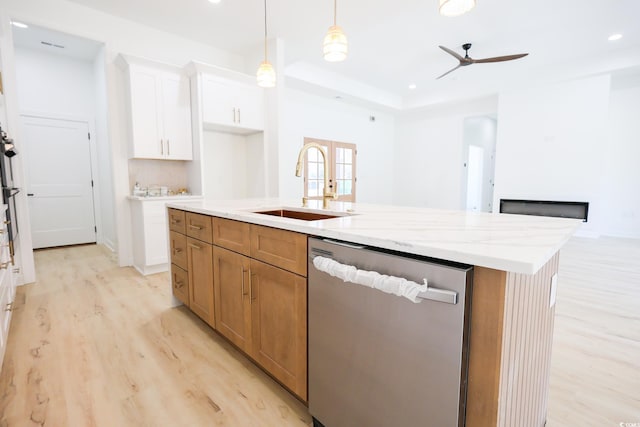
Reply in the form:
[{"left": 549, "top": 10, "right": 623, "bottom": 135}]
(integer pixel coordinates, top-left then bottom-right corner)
[
  {"left": 0, "top": 237, "right": 638, "bottom": 426},
  {"left": 0, "top": 245, "right": 311, "bottom": 426}
]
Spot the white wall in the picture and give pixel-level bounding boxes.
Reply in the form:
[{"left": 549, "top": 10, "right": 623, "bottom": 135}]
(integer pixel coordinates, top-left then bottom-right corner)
[
  {"left": 202, "top": 130, "right": 248, "bottom": 199},
  {"left": 93, "top": 47, "right": 116, "bottom": 251},
  {"left": 493, "top": 75, "right": 611, "bottom": 236},
  {"left": 394, "top": 97, "right": 498, "bottom": 209},
  {"left": 280, "top": 88, "right": 395, "bottom": 204},
  {"left": 601, "top": 77, "right": 640, "bottom": 238},
  {"left": 14, "top": 47, "right": 95, "bottom": 115}
]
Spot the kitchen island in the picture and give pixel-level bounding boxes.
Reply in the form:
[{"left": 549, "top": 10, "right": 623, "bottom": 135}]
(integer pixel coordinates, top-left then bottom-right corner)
[{"left": 166, "top": 198, "right": 581, "bottom": 427}]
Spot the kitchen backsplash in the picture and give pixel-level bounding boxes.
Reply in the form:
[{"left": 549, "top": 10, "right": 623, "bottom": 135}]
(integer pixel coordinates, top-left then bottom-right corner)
[{"left": 128, "top": 159, "right": 190, "bottom": 195}]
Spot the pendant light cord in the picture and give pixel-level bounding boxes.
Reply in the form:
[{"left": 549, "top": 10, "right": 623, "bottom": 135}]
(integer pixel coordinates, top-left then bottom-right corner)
[
  {"left": 334, "top": 0, "right": 337, "bottom": 26},
  {"left": 264, "top": 0, "right": 268, "bottom": 61}
]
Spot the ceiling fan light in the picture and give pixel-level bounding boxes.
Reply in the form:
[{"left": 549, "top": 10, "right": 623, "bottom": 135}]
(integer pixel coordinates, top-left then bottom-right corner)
[
  {"left": 439, "top": 0, "right": 476, "bottom": 17},
  {"left": 323, "top": 25, "right": 348, "bottom": 62},
  {"left": 256, "top": 61, "right": 276, "bottom": 88}
]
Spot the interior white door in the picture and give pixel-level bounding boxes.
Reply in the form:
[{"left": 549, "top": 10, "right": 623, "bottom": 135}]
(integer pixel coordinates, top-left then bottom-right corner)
[{"left": 21, "top": 115, "right": 97, "bottom": 249}]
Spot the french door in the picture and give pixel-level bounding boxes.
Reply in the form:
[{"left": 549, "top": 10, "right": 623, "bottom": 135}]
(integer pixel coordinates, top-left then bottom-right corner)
[{"left": 302, "top": 137, "right": 356, "bottom": 203}]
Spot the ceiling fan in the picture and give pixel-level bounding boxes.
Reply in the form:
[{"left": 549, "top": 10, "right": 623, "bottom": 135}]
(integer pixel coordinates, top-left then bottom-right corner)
[{"left": 436, "top": 43, "right": 528, "bottom": 79}]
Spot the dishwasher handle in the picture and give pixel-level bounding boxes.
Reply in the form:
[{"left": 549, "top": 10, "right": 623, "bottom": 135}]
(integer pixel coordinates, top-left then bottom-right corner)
[{"left": 310, "top": 253, "right": 458, "bottom": 305}]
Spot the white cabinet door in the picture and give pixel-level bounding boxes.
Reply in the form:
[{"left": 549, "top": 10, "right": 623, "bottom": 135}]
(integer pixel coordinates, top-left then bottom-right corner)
[
  {"left": 129, "top": 67, "right": 163, "bottom": 159},
  {"left": 201, "top": 76, "right": 237, "bottom": 128},
  {"left": 234, "top": 83, "right": 264, "bottom": 131},
  {"left": 201, "top": 75, "right": 264, "bottom": 133},
  {"left": 143, "top": 202, "right": 169, "bottom": 267},
  {"left": 161, "top": 74, "right": 193, "bottom": 160},
  {"left": 126, "top": 64, "right": 193, "bottom": 160}
]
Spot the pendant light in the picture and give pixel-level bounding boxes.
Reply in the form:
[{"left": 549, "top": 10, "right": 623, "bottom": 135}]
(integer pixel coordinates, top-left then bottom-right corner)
[
  {"left": 256, "top": 0, "right": 276, "bottom": 88},
  {"left": 439, "top": 0, "right": 476, "bottom": 17},
  {"left": 323, "top": 0, "right": 348, "bottom": 62}
]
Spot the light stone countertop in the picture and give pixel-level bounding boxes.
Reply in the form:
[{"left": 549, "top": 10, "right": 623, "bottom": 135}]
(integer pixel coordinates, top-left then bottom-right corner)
[
  {"left": 127, "top": 194, "right": 203, "bottom": 201},
  {"left": 166, "top": 198, "right": 582, "bottom": 275}
]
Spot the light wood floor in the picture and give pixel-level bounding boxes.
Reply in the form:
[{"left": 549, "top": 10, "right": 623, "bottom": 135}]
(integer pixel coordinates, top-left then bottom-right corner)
[{"left": 0, "top": 237, "right": 638, "bottom": 426}]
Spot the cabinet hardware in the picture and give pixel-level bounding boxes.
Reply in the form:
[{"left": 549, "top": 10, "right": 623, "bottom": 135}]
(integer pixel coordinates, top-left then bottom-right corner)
[
  {"left": 0, "top": 262, "right": 9, "bottom": 269},
  {"left": 160, "top": 139, "right": 164, "bottom": 155},
  {"left": 174, "top": 280, "right": 184, "bottom": 289},
  {"left": 0, "top": 230, "right": 5, "bottom": 234},
  {"left": 232, "top": 107, "right": 236, "bottom": 123},
  {"left": 3, "top": 220, "right": 9, "bottom": 225},
  {"left": 4, "top": 302, "right": 13, "bottom": 312},
  {"left": 188, "top": 224, "right": 203, "bottom": 230},
  {"left": 188, "top": 243, "right": 202, "bottom": 250},
  {"left": 241, "top": 267, "right": 247, "bottom": 297},
  {"left": 237, "top": 108, "right": 241, "bottom": 123},
  {"left": 173, "top": 248, "right": 182, "bottom": 254},
  {"left": 167, "top": 139, "right": 170, "bottom": 156},
  {"left": 249, "top": 272, "right": 255, "bottom": 303},
  {"left": 170, "top": 219, "right": 181, "bottom": 224}
]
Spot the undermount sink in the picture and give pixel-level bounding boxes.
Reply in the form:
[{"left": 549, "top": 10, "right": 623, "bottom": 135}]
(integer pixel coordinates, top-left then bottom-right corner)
[{"left": 253, "top": 208, "right": 349, "bottom": 221}]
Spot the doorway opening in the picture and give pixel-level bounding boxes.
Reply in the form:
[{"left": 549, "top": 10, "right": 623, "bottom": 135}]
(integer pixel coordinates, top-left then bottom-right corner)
[{"left": 461, "top": 116, "right": 497, "bottom": 213}]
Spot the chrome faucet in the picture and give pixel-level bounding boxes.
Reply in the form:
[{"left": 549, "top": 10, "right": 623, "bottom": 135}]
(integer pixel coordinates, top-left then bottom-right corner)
[{"left": 295, "top": 142, "right": 337, "bottom": 209}]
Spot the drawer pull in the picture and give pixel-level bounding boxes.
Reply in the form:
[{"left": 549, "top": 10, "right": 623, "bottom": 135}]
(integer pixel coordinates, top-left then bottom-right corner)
[
  {"left": 0, "top": 262, "right": 9, "bottom": 270},
  {"left": 174, "top": 280, "right": 184, "bottom": 289},
  {"left": 173, "top": 248, "right": 183, "bottom": 254},
  {"left": 189, "top": 243, "right": 202, "bottom": 250},
  {"left": 188, "top": 224, "right": 203, "bottom": 230},
  {"left": 249, "top": 272, "right": 255, "bottom": 303},
  {"left": 170, "top": 219, "right": 181, "bottom": 224}
]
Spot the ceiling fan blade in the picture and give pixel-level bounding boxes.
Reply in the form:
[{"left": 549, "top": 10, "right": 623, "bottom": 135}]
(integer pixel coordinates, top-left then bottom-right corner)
[
  {"left": 436, "top": 64, "right": 461, "bottom": 79},
  {"left": 439, "top": 45, "right": 463, "bottom": 61},
  {"left": 472, "top": 53, "right": 529, "bottom": 63}
]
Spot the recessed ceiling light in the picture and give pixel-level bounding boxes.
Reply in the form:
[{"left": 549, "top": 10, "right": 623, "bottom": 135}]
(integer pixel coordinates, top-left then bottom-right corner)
[
  {"left": 208, "top": 0, "right": 222, "bottom": 4},
  {"left": 11, "top": 21, "right": 28, "bottom": 29},
  {"left": 608, "top": 33, "right": 623, "bottom": 41},
  {"left": 408, "top": 84, "right": 417, "bottom": 90}
]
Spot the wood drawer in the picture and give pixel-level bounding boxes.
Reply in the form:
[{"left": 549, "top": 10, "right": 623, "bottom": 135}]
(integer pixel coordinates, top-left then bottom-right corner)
[
  {"left": 186, "top": 212, "right": 213, "bottom": 243},
  {"left": 250, "top": 224, "right": 307, "bottom": 276},
  {"left": 168, "top": 208, "right": 186, "bottom": 234},
  {"left": 213, "top": 217, "right": 251, "bottom": 256},
  {"left": 171, "top": 264, "right": 189, "bottom": 306},
  {"left": 169, "top": 231, "right": 187, "bottom": 270}
]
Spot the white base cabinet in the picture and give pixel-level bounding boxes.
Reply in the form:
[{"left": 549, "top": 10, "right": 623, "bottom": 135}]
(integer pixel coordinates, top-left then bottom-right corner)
[{"left": 129, "top": 196, "right": 203, "bottom": 275}]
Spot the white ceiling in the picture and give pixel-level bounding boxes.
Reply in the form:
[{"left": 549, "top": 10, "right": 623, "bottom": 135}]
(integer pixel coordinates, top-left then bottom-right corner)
[
  {"left": 11, "top": 22, "right": 103, "bottom": 61},
  {"left": 46, "top": 0, "right": 640, "bottom": 107}
]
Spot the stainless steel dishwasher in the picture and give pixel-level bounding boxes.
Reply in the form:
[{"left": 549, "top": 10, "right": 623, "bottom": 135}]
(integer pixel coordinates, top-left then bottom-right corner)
[{"left": 308, "top": 238, "right": 473, "bottom": 427}]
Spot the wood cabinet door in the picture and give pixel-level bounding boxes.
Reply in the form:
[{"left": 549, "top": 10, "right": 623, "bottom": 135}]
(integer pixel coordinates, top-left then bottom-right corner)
[
  {"left": 171, "top": 263, "right": 189, "bottom": 306},
  {"left": 169, "top": 231, "right": 187, "bottom": 270},
  {"left": 250, "top": 225, "right": 307, "bottom": 276},
  {"left": 249, "top": 259, "right": 307, "bottom": 400},
  {"left": 213, "top": 247, "right": 251, "bottom": 352},
  {"left": 213, "top": 217, "right": 250, "bottom": 256},
  {"left": 187, "top": 237, "right": 215, "bottom": 327}
]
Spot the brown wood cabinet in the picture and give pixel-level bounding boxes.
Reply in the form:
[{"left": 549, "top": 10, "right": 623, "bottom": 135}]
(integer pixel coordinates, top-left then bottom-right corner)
[
  {"left": 187, "top": 237, "right": 215, "bottom": 327},
  {"left": 250, "top": 224, "right": 307, "bottom": 276},
  {"left": 249, "top": 259, "right": 307, "bottom": 401},
  {"left": 169, "top": 231, "right": 187, "bottom": 270},
  {"left": 186, "top": 212, "right": 213, "bottom": 243},
  {"left": 213, "top": 217, "right": 250, "bottom": 256},
  {"left": 168, "top": 208, "right": 308, "bottom": 401},
  {"left": 213, "top": 247, "right": 251, "bottom": 352},
  {"left": 168, "top": 208, "right": 186, "bottom": 234},
  {"left": 171, "top": 264, "right": 189, "bottom": 306}
]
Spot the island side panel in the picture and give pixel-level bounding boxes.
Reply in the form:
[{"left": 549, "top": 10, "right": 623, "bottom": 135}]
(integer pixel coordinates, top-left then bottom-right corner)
[
  {"left": 466, "top": 267, "right": 507, "bottom": 427},
  {"left": 466, "top": 252, "right": 559, "bottom": 427},
  {"left": 497, "top": 252, "right": 559, "bottom": 427}
]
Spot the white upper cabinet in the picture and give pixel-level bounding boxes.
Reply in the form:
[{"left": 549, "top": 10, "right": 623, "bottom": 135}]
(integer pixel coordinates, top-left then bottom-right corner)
[
  {"left": 201, "top": 74, "right": 264, "bottom": 134},
  {"left": 120, "top": 56, "right": 193, "bottom": 160}
]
